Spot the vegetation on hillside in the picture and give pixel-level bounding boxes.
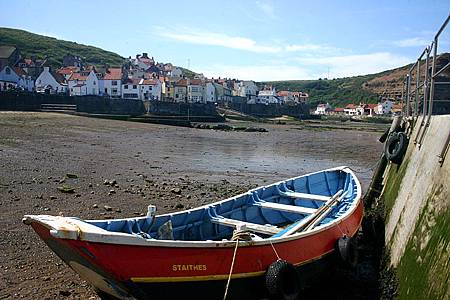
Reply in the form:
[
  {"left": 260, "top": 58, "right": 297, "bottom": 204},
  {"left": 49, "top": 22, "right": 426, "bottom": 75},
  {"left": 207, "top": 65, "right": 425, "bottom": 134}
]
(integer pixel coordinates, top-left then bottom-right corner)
[
  {"left": 0, "top": 27, "right": 124, "bottom": 67},
  {"left": 262, "top": 74, "right": 381, "bottom": 107}
]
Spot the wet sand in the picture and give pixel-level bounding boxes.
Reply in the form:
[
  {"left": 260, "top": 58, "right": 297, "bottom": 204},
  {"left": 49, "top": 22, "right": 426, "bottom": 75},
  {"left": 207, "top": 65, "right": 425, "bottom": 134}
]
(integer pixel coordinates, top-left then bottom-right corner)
[{"left": 0, "top": 112, "right": 385, "bottom": 299}]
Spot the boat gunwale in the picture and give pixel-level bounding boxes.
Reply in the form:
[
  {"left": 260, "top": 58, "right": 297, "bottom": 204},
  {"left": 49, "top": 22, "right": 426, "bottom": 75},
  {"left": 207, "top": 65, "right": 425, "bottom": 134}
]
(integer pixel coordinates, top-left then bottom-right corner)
[{"left": 24, "top": 166, "right": 362, "bottom": 248}]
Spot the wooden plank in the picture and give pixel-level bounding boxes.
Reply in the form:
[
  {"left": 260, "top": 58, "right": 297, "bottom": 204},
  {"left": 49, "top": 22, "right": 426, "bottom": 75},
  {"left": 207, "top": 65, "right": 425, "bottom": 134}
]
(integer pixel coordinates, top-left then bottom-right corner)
[
  {"left": 211, "top": 217, "right": 279, "bottom": 235},
  {"left": 278, "top": 191, "right": 331, "bottom": 202},
  {"left": 255, "top": 202, "right": 317, "bottom": 215},
  {"left": 278, "top": 189, "right": 344, "bottom": 237}
]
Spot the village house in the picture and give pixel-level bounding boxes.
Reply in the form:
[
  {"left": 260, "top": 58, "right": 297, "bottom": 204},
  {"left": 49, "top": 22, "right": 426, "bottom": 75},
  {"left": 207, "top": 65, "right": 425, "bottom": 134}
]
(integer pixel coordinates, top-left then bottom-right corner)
[
  {"left": 139, "top": 78, "right": 161, "bottom": 101},
  {"left": 0, "top": 65, "right": 34, "bottom": 92},
  {"left": 277, "top": 91, "right": 309, "bottom": 104},
  {"left": 35, "top": 66, "right": 67, "bottom": 94},
  {"left": 314, "top": 103, "right": 332, "bottom": 115},
  {"left": 100, "top": 68, "right": 122, "bottom": 98},
  {"left": 344, "top": 104, "right": 358, "bottom": 115},
  {"left": 187, "top": 79, "right": 204, "bottom": 103},
  {"left": 253, "top": 86, "right": 280, "bottom": 104},
  {"left": 204, "top": 82, "right": 216, "bottom": 103},
  {"left": 213, "top": 82, "right": 232, "bottom": 104},
  {"left": 174, "top": 79, "right": 188, "bottom": 102},
  {"left": 17, "top": 56, "right": 48, "bottom": 80},
  {"left": 331, "top": 107, "right": 345, "bottom": 115},
  {"left": 356, "top": 103, "right": 378, "bottom": 116},
  {"left": 56, "top": 66, "right": 79, "bottom": 80},
  {"left": 68, "top": 69, "right": 99, "bottom": 96},
  {"left": 121, "top": 78, "right": 140, "bottom": 99},
  {"left": 377, "top": 99, "right": 394, "bottom": 115},
  {"left": 0, "top": 45, "right": 21, "bottom": 71},
  {"left": 237, "top": 80, "right": 258, "bottom": 101}
]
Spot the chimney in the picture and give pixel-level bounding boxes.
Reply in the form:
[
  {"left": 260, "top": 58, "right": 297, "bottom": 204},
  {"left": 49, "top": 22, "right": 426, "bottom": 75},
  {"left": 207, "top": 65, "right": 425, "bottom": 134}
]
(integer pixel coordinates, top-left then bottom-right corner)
[
  {"left": 44, "top": 66, "right": 50, "bottom": 72},
  {"left": 142, "top": 53, "right": 148, "bottom": 58}
]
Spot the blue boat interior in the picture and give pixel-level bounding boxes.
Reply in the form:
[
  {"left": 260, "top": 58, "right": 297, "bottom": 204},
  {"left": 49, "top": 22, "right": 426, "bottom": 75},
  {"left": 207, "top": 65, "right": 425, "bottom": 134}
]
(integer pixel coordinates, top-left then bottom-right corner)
[{"left": 86, "top": 169, "right": 358, "bottom": 241}]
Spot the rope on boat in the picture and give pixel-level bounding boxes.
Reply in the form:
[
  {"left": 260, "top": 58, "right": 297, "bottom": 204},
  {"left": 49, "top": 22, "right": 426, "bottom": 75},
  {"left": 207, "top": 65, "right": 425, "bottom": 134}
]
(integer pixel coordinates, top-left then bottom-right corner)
[
  {"left": 223, "top": 229, "right": 252, "bottom": 300},
  {"left": 269, "top": 239, "right": 281, "bottom": 261}
]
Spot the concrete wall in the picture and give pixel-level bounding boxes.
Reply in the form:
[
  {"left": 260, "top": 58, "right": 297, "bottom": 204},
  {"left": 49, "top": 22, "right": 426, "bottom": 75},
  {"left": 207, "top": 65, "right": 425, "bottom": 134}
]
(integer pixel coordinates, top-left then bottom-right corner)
[
  {"left": 381, "top": 115, "right": 449, "bottom": 299},
  {"left": 0, "top": 91, "right": 145, "bottom": 116}
]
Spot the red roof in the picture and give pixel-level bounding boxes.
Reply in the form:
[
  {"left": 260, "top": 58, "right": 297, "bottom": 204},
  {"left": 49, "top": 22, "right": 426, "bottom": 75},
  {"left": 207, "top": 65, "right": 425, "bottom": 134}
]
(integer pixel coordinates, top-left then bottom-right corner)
[
  {"left": 367, "top": 104, "right": 378, "bottom": 109},
  {"left": 103, "top": 68, "right": 122, "bottom": 80},
  {"left": 68, "top": 73, "right": 88, "bottom": 81},
  {"left": 57, "top": 66, "right": 79, "bottom": 75},
  {"left": 345, "top": 104, "right": 357, "bottom": 109},
  {"left": 141, "top": 79, "right": 159, "bottom": 85},
  {"left": 334, "top": 107, "right": 345, "bottom": 112},
  {"left": 13, "top": 67, "right": 27, "bottom": 76},
  {"left": 175, "top": 79, "right": 188, "bottom": 86},
  {"left": 189, "top": 79, "right": 202, "bottom": 85}
]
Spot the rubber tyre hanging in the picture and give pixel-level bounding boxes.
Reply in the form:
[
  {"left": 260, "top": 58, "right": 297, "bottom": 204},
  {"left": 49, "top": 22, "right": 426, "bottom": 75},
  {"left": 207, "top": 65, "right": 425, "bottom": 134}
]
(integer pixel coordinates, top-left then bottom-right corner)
[
  {"left": 384, "top": 132, "right": 408, "bottom": 164},
  {"left": 265, "top": 259, "right": 300, "bottom": 300},
  {"left": 336, "top": 236, "right": 358, "bottom": 268}
]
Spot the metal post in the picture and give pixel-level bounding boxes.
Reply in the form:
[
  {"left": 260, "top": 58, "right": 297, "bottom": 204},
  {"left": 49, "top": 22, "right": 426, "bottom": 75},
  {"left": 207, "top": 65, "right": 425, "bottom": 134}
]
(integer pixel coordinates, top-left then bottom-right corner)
[
  {"left": 406, "top": 73, "right": 411, "bottom": 117},
  {"left": 423, "top": 47, "right": 429, "bottom": 118},
  {"left": 428, "top": 38, "right": 438, "bottom": 121},
  {"left": 415, "top": 59, "right": 420, "bottom": 117}
]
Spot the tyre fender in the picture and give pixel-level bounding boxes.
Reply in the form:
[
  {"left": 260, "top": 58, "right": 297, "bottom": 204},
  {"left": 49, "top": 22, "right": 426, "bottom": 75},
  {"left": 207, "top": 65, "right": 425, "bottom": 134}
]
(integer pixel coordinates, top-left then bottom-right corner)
[
  {"left": 265, "top": 259, "right": 301, "bottom": 300},
  {"left": 336, "top": 235, "right": 358, "bottom": 268},
  {"left": 384, "top": 132, "right": 408, "bottom": 164}
]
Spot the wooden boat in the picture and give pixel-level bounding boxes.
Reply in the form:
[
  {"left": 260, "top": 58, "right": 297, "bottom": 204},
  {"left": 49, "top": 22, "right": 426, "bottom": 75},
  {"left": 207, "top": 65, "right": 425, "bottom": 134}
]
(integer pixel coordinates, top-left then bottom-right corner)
[{"left": 23, "top": 166, "right": 363, "bottom": 300}]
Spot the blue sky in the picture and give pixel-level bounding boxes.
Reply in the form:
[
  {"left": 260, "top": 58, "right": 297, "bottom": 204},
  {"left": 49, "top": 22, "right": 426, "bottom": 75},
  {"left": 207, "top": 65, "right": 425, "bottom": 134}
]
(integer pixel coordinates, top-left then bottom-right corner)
[{"left": 1, "top": 0, "right": 449, "bottom": 81}]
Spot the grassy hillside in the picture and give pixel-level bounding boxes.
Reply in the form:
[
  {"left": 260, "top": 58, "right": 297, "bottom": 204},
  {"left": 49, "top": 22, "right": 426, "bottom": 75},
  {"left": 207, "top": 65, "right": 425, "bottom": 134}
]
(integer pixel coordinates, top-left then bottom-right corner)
[
  {"left": 265, "top": 53, "right": 450, "bottom": 107},
  {"left": 263, "top": 74, "right": 380, "bottom": 107},
  {"left": 0, "top": 27, "right": 124, "bottom": 67}
]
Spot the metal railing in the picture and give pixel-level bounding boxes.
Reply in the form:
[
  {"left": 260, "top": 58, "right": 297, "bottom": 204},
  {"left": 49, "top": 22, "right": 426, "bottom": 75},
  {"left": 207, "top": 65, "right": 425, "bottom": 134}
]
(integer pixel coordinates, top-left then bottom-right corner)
[{"left": 403, "top": 14, "right": 450, "bottom": 148}]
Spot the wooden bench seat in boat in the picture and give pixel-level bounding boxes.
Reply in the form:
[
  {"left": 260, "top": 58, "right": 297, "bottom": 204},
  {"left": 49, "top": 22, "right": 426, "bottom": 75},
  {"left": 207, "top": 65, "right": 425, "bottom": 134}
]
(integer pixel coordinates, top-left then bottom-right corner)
[
  {"left": 210, "top": 217, "right": 280, "bottom": 235},
  {"left": 277, "top": 191, "right": 330, "bottom": 202},
  {"left": 254, "top": 201, "right": 317, "bottom": 215}
]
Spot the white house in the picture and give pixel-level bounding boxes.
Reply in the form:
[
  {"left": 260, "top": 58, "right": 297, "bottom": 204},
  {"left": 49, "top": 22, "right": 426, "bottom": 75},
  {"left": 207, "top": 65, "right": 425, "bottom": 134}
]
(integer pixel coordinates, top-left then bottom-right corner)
[
  {"left": 237, "top": 81, "right": 258, "bottom": 99},
  {"left": 100, "top": 68, "right": 122, "bottom": 98},
  {"left": 204, "top": 82, "right": 216, "bottom": 103},
  {"left": 277, "top": 91, "right": 309, "bottom": 104},
  {"left": 377, "top": 100, "right": 394, "bottom": 115},
  {"left": 187, "top": 79, "right": 204, "bottom": 103},
  {"left": 68, "top": 70, "right": 99, "bottom": 96},
  {"left": 314, "top": 103, "right": 332, "bottom": 115},
  {"left": 139, "top": 78, "right": 161, "bottom": 101},
  {"left": 344, "top": 104, "right": 358, "bottom": 115},
  {"left": 253, "top": 87, "right": 280, "bottom": 104},
  {"left": 0, "top": 66, "right": 34, "bottom": 92},
  {"left": 122, "top": 78, "right": 140, "bottom": 99},
  {"left": 170, "top": 67, "right": 182, "bottom": 77},
  {"left": 35, "top": 67, "right": 67, "bottom": 94}
]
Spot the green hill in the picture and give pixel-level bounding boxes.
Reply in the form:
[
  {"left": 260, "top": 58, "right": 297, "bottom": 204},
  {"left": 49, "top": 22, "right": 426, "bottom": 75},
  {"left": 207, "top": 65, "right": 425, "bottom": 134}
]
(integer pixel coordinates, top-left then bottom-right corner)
[
  {"left": 262, "top": 74, "right": 379, "bottom": 107},
  {"left": 0, "top": 27, "right": 124, "bottom": 67}
]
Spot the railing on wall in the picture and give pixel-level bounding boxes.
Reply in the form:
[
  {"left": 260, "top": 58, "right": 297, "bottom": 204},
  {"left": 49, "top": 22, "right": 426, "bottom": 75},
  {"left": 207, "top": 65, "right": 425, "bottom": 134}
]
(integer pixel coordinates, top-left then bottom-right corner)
[{"left": 402, "top": 14, "right": 450, "bottom": 148}]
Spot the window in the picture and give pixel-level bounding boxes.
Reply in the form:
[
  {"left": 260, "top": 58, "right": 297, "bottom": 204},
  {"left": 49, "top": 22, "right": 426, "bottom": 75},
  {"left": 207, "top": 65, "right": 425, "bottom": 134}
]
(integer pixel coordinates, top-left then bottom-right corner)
[
  {"left": 124, "top": 85, "right": 128, "bottom": 89},
  {"left": 105, "top": 88, "right": 108, "bottom": 93},
  {"left": 5, "top": 67, "right": 10, "bottom": 75},
  {"left": 112, "top": 81, "right": 117, "bottom": 86},
  {"left": 133, "top": 85, "right": 137, "bottom": 89},
  {"left": 149, "top": 86, "right": 152, "bottom": 90},
  {"left": 93, "top": 81, "right": 96, "bottom": 85},
  {"left": 112, "top": 88, "right": 117, "bottom": 93}
]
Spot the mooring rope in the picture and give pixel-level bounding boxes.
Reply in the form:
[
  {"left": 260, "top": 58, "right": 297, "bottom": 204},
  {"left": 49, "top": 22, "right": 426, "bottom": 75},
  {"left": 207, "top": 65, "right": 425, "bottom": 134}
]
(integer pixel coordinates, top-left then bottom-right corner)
[
  {"left": 223, "top": 230, "right": 252, "bottom": 300},
  {"left": 269, "top": 239, "right": 281, "bottom": 261}
]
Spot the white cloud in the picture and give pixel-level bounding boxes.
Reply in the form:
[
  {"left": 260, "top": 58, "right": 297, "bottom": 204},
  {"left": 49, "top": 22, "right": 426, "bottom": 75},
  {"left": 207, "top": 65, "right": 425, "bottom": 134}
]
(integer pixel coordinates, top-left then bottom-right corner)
[
  {"left": 296, "top": 52, "right": 411, "bottom": 78},
  {"left": 394, "top": 37, "right": 430, "bottom": 48},
  {"left": 201, "top": 64, "right": 312, "bottom": 81},
  {"left": 255, "top": 1, "right": 276, "bottom": 19},
  {"left": 155, "top": 26, "right": 281, "bottom": 54},
  {"left": 285, "top": 44, "right": 341, "bottom": 55}
]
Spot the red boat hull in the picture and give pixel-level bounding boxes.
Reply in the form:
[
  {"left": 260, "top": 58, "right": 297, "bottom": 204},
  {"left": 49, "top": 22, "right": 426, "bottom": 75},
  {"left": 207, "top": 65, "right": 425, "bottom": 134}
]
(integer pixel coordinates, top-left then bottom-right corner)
[{"left": 31, "top": 200, "right": 363, "bottom": 299}]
